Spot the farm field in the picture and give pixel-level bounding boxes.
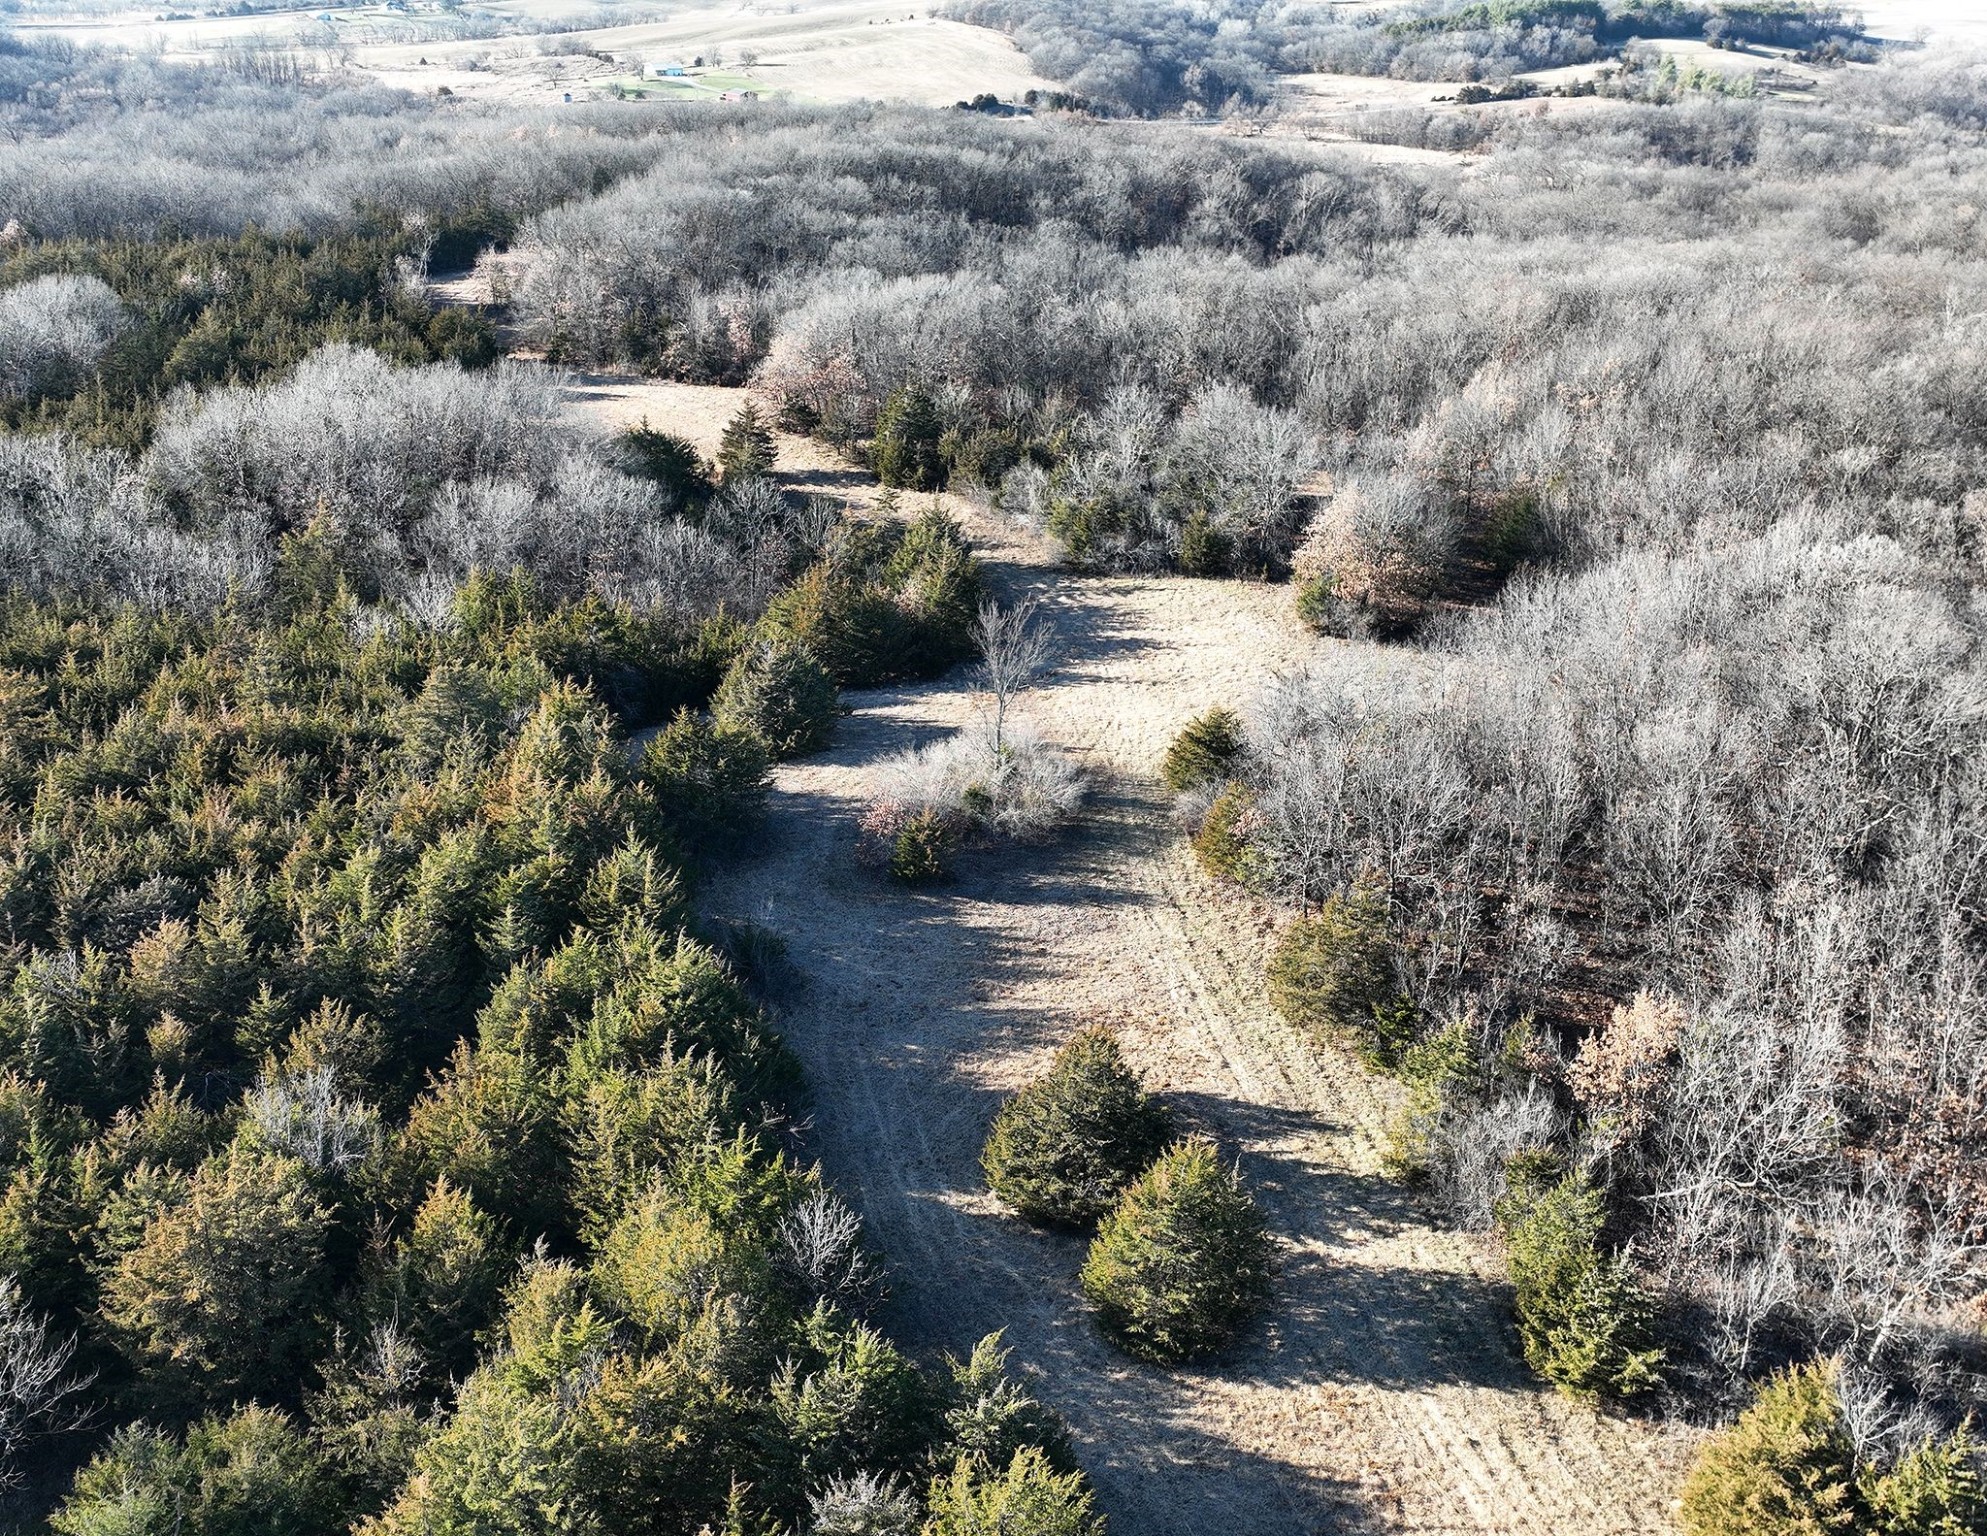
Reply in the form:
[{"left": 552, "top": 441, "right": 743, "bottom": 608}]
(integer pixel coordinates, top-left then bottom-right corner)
[{"left": 14, "top": 0, "right": 1052, "bottom": 107}]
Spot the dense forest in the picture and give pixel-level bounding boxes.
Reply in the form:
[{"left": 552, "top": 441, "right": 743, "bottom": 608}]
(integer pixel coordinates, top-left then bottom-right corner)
[{"left": 3, "top": 3, "right": 1987, "bottom": 1533}]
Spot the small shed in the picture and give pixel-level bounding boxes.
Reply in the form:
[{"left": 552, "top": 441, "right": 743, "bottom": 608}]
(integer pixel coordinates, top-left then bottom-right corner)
[{"left": 718, "top": 89, "right": 758, "bottom": 102}]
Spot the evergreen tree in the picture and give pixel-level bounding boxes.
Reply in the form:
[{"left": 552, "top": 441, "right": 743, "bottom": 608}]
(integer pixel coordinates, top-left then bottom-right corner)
[
  {"left": 938, "top": 1332, "right": 1076, "bottom": 1474},
  {"left": 711, "top": 641, "right": 840, "bottom": 760},
  {"left": 1681, "top": 1362, "right": 1859, "bottom": 1536},
  {"left": 1863, "top": 1424, "right": 1987, "bottom": 1536},
  {"left": 100, "top": 1147, "right": 332, "bottom": 1412},
  {"left": 1265, "top": 876, "right": 1409, "bottom": 1068},
  {"left": 872, "top": 385, "right": 945, "bottom": 491},
  {"left": 393, "top": 1042, "right": 565, "bottom": 1241},
  {"left": 1496, "top": 1171, "right": 1662, "bottom": 1402},
  {"left": 1161, "top": 706, "right": 1243, "bottom": 793},
  {"left": 717, "top": 401, "right": 777, "bottom": 483},
  {"left": 771, "top": 1304, "right": 933, "bottom": 1495},
  {"left": 638, "top": 711, "right": 772, "bottom": 862},
  {"left": 1191, "top": 780, "right": 1259, "bottom": 885},
  {"left": 981, "top": 1029, "right": 1170, "bottom": 1227},
  {"left": 306, "top": 1322, "right": 432, "bottom": 1516},
  {"left": 621, "top": 418, "right": 714, "bottom": 508},
  {"left": 364, "top": 1177, "right": 507, "bottom": 1379},
  {"left": 52, "top": 1407, "right": 338, "bottom": 1536},
  {"left": 1078, "top": 1137, "right": 1274, "bottom": 1363},
  {"left": 924, "top": 1447, "right": 1104, "bottom": 1536}
]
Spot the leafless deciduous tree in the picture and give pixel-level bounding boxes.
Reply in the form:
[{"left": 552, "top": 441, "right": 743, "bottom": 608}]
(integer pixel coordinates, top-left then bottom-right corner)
[
  {"left": 245, "top": 1065, "right": 382, "bottom": 1175},
  {"left": 775, "top": 1191, "right": 883, "bottom": 1316},
  {"left": 1232, "top": 516, "right": 1987, "bottom": 1394},
  {"left": 0, "top": 1280, "right": 90, "bottom": 1488},
  {"left": 0, "top": 274, "right": 125, "bottom": 401},
  {"left": 971, "top": 597, "right": 1054, "bottom": 757}
]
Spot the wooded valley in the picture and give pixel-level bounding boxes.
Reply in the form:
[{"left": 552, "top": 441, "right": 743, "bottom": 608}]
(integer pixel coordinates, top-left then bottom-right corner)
[{"left": 0, "top": 2, "right": 1984, "bottom": 1533}]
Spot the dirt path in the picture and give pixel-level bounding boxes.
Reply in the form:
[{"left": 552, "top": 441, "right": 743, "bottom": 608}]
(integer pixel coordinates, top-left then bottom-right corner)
[{"left": 691, "top": 483, "right": 1698, "bottom": 1534}]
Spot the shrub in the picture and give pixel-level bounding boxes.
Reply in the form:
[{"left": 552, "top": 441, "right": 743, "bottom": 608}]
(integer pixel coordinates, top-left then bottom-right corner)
[
  {"left": 810, "top": 1471, "right": 920, "bottom": 1536},
  {"left": 711, "top": 641, "right": 839, "bottom": 759},
  {"left": 1162, "top": 706, "right": 1243, "bottom": 793},
  {"left": 1379, "top": 1015, "right": 1477, "bottom": 1184},
  {"left": 872, "top": 384, "right": 945, "bottom": 491},
  {"left": 1265, "top": 878, "right": 1408, "bottom": 1068},
  {"left": 925, "top": 1448, "right": 1104, "bottom": 1536},
  {"left": 1191, "top": 780, "right": 1259, "bottom": 884},
  {"left": 1290, "top": 479, "right": 1452, "bottom": 640},
  {"left": 1681, "top": 1362, "right": 1858, "bottom": 1536},
  {"left": 637, "top": 709, "right": 772, "bottom": 861},
  {"left": 1568, "top": 991, "right": 1687, "bottom": 1154},
  {"left": 1496, "top": 1172, "right": 1662, "bottom": 1403},
  {"left": 871, "top": 721, "right": 1085, "bottom": 853},
  {"left": 889, "top": 811, "right": 953, "bottom": 885},
  {"left": 1079, "top": 1137, "right": 1274, "bottom": 1363},
  {"left": 981, "top": 1028, "right": 1171, "bottom": 1227},
  {"left": 0, "top": 274, "right": 126, "bottom": 404}
]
